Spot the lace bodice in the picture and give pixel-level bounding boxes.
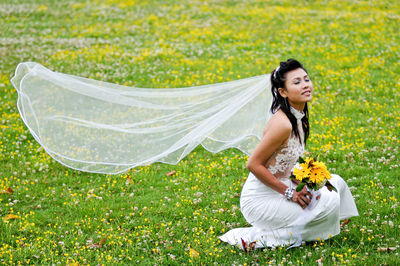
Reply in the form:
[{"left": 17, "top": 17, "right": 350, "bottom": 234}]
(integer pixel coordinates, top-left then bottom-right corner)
[{"left": 265, "top": 107, "right": 305, "bottom": 179}]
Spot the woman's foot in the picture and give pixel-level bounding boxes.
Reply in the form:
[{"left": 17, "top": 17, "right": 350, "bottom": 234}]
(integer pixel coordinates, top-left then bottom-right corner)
[{"left": 241, "top": 238, "right": 256, "bottom": 253}]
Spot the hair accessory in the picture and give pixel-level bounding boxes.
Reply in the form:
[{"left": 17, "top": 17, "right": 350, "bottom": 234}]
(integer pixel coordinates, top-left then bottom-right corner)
[
  {"left": 273, "top": 66, "right": 280, "bottom": 79},
  {"left": 284, "top": 187, "right": 294, "bottom": 201}
]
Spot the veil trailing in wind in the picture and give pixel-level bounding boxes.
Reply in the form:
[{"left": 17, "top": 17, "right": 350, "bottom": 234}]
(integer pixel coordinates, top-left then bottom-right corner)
[{"left": 11, "top": 62, "right": 273, "bottom": 174}]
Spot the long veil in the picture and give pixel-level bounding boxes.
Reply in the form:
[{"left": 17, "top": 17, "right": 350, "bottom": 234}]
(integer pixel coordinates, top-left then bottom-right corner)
[{"left": 11, "top": 62, "right": 272, "bottom": 174}]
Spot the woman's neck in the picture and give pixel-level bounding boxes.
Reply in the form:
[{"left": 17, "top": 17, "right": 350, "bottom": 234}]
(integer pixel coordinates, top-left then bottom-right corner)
[{"left": 287, "top": 99, "right": 305, "bottom": 112}]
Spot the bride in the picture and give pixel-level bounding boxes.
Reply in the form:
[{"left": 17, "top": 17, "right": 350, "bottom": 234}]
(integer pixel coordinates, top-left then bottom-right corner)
[
  {"left": 11, "top": 58, "right": 358, "bottom": 248},
  {"left": 219, "top": 59, "right": 359, "bottom": 249}
]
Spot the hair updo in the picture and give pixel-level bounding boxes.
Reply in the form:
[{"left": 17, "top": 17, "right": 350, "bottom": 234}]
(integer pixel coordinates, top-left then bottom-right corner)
[{"left": 270, "top": 59, "right": 309, "bottom": 144}]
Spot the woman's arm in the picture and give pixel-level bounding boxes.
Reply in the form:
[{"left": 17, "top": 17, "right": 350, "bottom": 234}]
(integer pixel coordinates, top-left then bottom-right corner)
[
  {"left": 246, "top": 112, "right": 311, "bottom": 207},
  {"left": 246, "top": 112, "right": 292, "bottom": 195}
]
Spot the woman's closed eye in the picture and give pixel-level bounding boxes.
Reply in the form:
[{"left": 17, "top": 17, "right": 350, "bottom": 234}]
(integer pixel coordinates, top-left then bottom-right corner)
[{"left": 294, "top": 78, "right": 310, "bottom": 85}]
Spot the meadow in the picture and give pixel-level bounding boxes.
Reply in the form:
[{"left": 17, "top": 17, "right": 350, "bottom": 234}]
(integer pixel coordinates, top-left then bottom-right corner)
[{"left": 0, "top": 0, "right": 399, "bottom": 264}]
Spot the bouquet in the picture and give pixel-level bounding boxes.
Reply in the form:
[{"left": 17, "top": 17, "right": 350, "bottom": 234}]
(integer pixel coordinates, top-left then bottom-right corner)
[{"left": 291, "top": 157, "right": 337, "bottom": 192}]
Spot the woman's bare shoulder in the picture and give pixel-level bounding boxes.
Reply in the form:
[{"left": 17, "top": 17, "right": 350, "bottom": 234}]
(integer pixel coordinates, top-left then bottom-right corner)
[
  {"left": 263, "top": 109, "right": 292, "bottom": 137},
  {"left": 248, "top": 110, "right": 292, "bottom": 166}
]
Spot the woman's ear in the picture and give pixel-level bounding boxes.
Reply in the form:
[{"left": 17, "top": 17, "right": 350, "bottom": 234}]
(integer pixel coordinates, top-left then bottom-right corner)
[{"left": 278, "top": 88, "right": 287, "bottom": 98}]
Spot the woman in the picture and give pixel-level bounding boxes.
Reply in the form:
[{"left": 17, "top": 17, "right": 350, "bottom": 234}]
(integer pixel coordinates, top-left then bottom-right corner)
[{"left": 219, "top": 59, "right": 359, "bottom": 249}]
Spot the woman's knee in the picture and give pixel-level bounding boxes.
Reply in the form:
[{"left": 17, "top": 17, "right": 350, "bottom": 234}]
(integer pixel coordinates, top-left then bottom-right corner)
[
  {"left": 330, "top": 174, "right": 343, "bottom": 182},
  {"left": 330, "top": 174, "right": 346, "bottom": 189}
]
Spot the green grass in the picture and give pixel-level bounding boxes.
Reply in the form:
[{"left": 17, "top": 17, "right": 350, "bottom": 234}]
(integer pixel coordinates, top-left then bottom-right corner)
[{"left": 1, "top": 0, "right": 399, "bottom": 264}]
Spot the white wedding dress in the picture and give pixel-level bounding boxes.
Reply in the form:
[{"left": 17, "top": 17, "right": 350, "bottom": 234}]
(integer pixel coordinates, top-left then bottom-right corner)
[{"left": 219, "top": 107, "right": 359, "bottom": 249}]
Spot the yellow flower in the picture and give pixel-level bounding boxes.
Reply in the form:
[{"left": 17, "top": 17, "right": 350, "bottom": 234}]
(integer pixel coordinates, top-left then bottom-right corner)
[
  {"left": 304, "top": 157, "right": 314, "bottom": 166},
  {"left": 293, "top": 163, "right": 311, "bottom": 181},
  {"left": 189, "top": 248, "right": 199, "bottom": 258},
  {"left": 2, "top": 214, "right": 20, "bottom": 221},
  {"left": 315, "top": 162, "right": 331, "bottom": 179},
  {"left": 313, "top": 161, "right": 327, "bottom": 170},
  {"left": 309, "top": 168, "right": 325, "bottom": 183},
  {"left": 309, "top": 161, "right": 331, "bottom": 184}
]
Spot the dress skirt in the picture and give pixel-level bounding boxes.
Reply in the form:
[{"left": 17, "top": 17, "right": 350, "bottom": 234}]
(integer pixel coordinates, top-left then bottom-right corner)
[{"left": 219, "top": 173, "right": 359, "bottom": 249}]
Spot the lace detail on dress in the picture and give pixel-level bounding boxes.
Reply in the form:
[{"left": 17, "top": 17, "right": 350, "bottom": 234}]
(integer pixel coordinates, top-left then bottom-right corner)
[
  {"left": 267, "top": 134, "right": 304, "bottom": 178},
  {"left": 266, "top": 107, "right": 305, "bottom": 178}
]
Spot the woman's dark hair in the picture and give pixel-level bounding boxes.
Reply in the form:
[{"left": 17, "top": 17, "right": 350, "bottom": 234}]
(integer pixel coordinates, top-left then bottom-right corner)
[{"left": 270, "top": 58, "right": 310, "bottom": 144}]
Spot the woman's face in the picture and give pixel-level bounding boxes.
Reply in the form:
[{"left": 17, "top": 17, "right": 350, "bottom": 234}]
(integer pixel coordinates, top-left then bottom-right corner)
[{"left": 278, "top": 68, "right": 313, "bottom": 110}]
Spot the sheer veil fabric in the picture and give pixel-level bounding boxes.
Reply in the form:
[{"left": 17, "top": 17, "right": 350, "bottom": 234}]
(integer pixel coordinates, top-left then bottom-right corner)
[{"left": 11, "top": 62, "right": 273, "bottom": 174}]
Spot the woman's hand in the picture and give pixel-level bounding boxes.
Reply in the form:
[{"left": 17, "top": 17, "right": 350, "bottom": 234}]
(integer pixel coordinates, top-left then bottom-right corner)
[{"left": 292, "top": 186, "right": 312, "bottom": 208}]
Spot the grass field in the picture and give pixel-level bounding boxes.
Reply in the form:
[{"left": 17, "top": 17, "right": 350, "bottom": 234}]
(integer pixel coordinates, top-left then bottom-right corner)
[{"left": 1, "top": 0, "right": 399, "bottom": 264}]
